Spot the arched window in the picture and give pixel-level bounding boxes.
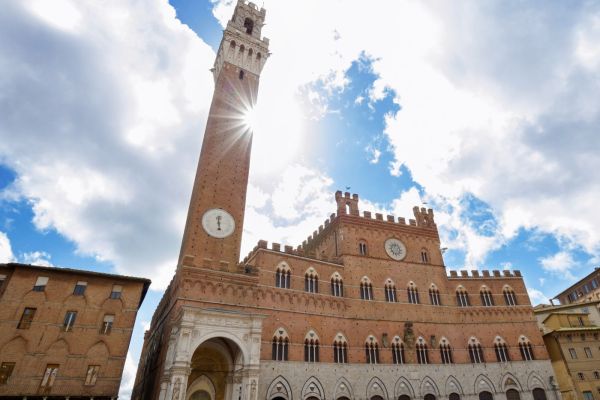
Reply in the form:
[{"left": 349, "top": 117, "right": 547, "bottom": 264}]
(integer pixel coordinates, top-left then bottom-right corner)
[
  {"left": 480, "top": 286, "right": 494, "bottom": 306},
  {"left": 416, "top": 337, "right": 429, "bottom": 364},
  {"left": 365, "top": 335, "right": 379, "bottom": 364},
  {"left": 305, "top": 268, "right": 318, "bottom": 293},
  {"left": 391, "top": 336, "right": 405, "bottom": 364},
  {"left": 532, "top": 389, "right": 547, "bottom": 400},
  {"left": 506, "top": 389, "right": 520, "bottom": 400},
  {"left": 257, "top": 52, "right": 262, "bottom": 60},
  {"left": 468, "top": 337, "right": 485, "bottom": 363},
  {"left": 385, "top": 279, "right": 397, "bottom": 302},
  {"left": 272, "top": 328, "right": 289, "bottom": 361},
  {"left": 359, "top": 240, "right": 368, "bottom": 255},
  {"left": 449, "top": 394, "right": 460, "bottom": 400},
  {"left": 429, "top": 284, "right": 441, "bottom": 306},
  {"left": 424, "top": 395, "right": 436, "bottom": 400},
  {"left": 518, "top": 335, "right": 534, "bottom": 361},
  {"left": 503, "top": 286, "right": 518, "bottom": 306},
  {"left": 304, "top": 331, "right": 319, "bottom": 362},
  {"left": 479, "top": 392, "right": 493, "bottom": 400},
  {"left": 275, "top": 263, "right": 291, "bottom": 289},
  {"left": 239, "top": 44, "right": 245, "bottom": 53},
  {"left": 494, "top": 337, "right": 510, "bottom": 362},
  {"left": 439, "top": 338, "right": 453, "bottom": 364},
  {"left": 360, "top": 277, "right": 373, "bottom": 300},
  {"left": 456, "top": 286, "right": 470, "bottom": 307},
  {"left": 407, "top": 282, "right": 419, "bottom": 304},
  {"left": 239, "top": 70, "right": 244, "bottom": 80},
  {"left": 420, "top": 249, "right": 429, "bottom": 264},
  {"left": 399, "top": 396, "right": 411, "bottom": 400},
  {"left": 333, "top": 333, "right": 348, "bottom": 363},
  {"left": 248, "top": 48, "right": 253, "bottom": 57},
  {"left": 230, "top": 40, "right": 236, "bottom": 49},
  {"left": 330, "top": 272, "right": 343, "bottom": 297},
  {"left": 244, "top": 17, "right": 254, "bottom": 35}
]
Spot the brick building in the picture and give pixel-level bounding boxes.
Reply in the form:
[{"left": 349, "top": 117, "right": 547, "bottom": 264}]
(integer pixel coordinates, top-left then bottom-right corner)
[
  {"left": 133, "top": 2, "right": 558, "bottom": 400},
  {"left": 553, "top": 269, "right": 600, "bottom": 305},
  {"left": 0, "top": 262, "right": 150, "bottom": 399}
]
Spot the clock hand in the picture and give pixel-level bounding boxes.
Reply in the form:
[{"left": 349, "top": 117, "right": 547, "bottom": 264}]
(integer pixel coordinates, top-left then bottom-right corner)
[{"left": 216, "top": 215, "right": 222, "bottom": 230}]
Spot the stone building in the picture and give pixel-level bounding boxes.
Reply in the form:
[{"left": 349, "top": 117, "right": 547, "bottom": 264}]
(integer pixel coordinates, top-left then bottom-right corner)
[
  {"left": 553, "top": 269, "right": 600, "bottom": 305},
  {"left": 0, "top": 262, "right": 150, "bottom": 399},
  {"left": 534, "top": 290, "right": 600, "bottom": 400},
  {"left": 132, "top": 2, "right": 558, "bottom": 400}
]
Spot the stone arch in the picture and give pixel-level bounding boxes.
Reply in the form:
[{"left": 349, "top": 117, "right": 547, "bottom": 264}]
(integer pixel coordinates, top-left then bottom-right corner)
[
  {"left": 302, "top": 376, "right": 325, "bottom": 400},
  {"left": 445, "top": 376, "right": 463, "bottom": 396},
  {"left": 420, "top": 376, "right": 439, "bottom": 398},
  {"left": 527, "top": 372, "right": 547, "bottom": 391},
  {"left": 394, "top": 377, "right": 415, "bottom": 399},
  {"left": 87, "top": 340, "right": 110, "bottom": 359},
  {"left": 193, "top": 330, "right": 249, "bottom": 366},
  {"left": 474, "top": 375, "right": 496, "bottom": 394},
  {"left": 366, "top": 377, "right": 388, "bottom": 400},
  {"left": 187, "top": 375, "right": 216, "bottom": 400},
  {"left": 501, "top": 373, "right": 522, "bottom": 392},
  {"left": 47, "top": 338, "right": 70, "bottom": 356},
  {"left": 0, "top": 336, "right": 28, "bottom": 359},
  {"left": 333, "top": 377, "right": 354, "bottom": 400},
  {"left": 267, "top": 376, "right": 293, "bottom": 400}
]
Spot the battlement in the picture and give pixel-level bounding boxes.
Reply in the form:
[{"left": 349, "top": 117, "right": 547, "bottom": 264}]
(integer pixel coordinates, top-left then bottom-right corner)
[
  {"left": 241, "top": 239, "right": 343, "bottom": 266},
  {"left": 447, "top": 269, "right": 522, "bottom": 279}
]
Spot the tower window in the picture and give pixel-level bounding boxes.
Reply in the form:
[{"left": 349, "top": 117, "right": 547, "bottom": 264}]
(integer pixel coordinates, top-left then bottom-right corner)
[
  {"left": 359, "top": 241, "right": 368, "bottom": 255},
  {"left": 244, "top": 18, "right": 254, "bottom": 35},
  {"left": 421, "top": 249, "right": 429, "bottom": 263},
  {"left": 239, "top": 70, "right": 244, "bottom": 80}
]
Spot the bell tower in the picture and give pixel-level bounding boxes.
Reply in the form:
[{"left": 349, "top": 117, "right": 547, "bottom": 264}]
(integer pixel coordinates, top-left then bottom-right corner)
[{"left": 178, "top": 0, "right": 269, "bottom": 272}]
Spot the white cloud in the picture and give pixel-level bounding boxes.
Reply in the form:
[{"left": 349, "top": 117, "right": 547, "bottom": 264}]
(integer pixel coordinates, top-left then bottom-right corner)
[
  {"left": 0, "top": 232, "right": 14, "bottom": 263},
  {"left": 0, "top": 0, "right": 215, "bottom": 289},
  {"left": 118, "top": 351, "right": 138, "bottom": 399},
  {"left": 20, "top": 251, "right": 53, "bottom": 267},
  {"left": 540, "top": 251, "right": 577, "bottom": 279},
  {"left": 528, "top": 287, "right": 550, "bottom": 305}
]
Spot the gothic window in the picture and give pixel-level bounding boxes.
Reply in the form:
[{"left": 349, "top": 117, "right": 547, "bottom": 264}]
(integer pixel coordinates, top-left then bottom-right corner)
[
  {"left": 468, "top": 337, "right": 485, "bottom": 363},
  {"left": 503, "top": 286, "right": 518, "bottom": 306},
  {"left": 532, "top": 389, "right": 547, "bottom": 400},
  {"left": 456, "top": 286, "right": 470, "bottom": 307},
  {"left": 360, "top": 277, "right": 373, "bottom": 300},
  {"left": 407, "top": 282, "right": 419, "bottom": 304},
  {"left": 365, "top": 336, "right": 379, "bottom": 364},
  {"left": 429, "top": 284, "right": 441, "bottom": 305},
  {"left": 480, "top": 287, "right": 494, "bottom": 306},
  {"left": 359, "top": 240, "right": 368, "bottom": 255},
  {"left": 305, "top": 268, "right": 318, "bottom": 293},
  {"left": 333, "top": 333, "right": 348, "bottom": 363},
  {"left": 385, "top": 279, "right": 397, "bottom": 302},
  {"left": 518, "top": 336, "right": 534, "bottom": 361},
  {"left": 331, "top": 273, "right": 344, "bottom": 297},
  {"left": 416, "top": 337, "right": 429, "bottom": 364},
  {"left": 272, "top": 328, "right": 289, "bottom": 361},
  {"left": 506, "top": 389, "right": 521, "bottom": 400},
  {"left": 420, "top": 249, "right": 429, "bottom": 264},
  {"left": 439, "top": 338, "right": 453, "bottom": 364},
  {"left": 244, "top": 17, "right": 254, "bottom": 35},
  {"left": 275, "top": 263, "right": 291, "bottom": 289},
  {"left": 304, "top": 331, "right": 320, "bottom": 362},
  {"left": 494, "top": 337, "right": 510, "bottom": 362},
  {"left": 391, "top": 336, "right": 405, "bottom": 364}
]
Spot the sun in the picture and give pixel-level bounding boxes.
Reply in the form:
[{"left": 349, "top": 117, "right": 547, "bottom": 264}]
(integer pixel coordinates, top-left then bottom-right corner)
[{"left": 243, "top": 107, "right": 258, "bottom": 132}]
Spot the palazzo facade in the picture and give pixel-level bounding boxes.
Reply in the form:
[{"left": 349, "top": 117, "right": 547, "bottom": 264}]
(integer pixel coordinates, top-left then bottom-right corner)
[{"left": 132, "top": 2, "right": 559, "bottom": 400}]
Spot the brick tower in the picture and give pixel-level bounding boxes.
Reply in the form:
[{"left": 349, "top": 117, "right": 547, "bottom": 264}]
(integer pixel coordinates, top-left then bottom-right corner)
[
  {"left": 132, "top": 2, "right": 269, "bottom": 399},
  {"left": 178, "top": 0, "right": 269, "bottom": 272}
]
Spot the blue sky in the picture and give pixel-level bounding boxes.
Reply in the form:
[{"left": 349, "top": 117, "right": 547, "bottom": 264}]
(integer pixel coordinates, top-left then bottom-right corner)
[{"left": 1, "top": 0, "right": 600, "bottom": 396}]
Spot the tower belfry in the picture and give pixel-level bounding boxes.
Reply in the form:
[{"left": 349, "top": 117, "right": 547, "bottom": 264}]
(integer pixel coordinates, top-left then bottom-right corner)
[{"left": 178, "top": 0, "right": 269, "bottom": 272}]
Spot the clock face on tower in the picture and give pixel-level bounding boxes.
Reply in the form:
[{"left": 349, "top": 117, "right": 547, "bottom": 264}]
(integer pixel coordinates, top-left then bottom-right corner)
[
  {"left": 384, "top": 238, "right": 407, "bottom": 261},
  {"left": 202, "top": 208, "right": 235, "bottom": 239}
]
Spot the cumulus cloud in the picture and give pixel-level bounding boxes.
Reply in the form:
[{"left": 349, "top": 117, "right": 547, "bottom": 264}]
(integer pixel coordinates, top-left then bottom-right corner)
[
  {"left": 0, "top": 232, "right": 14, "bottom": 263},
  {"left": 118, "top": 351, "right": 138, "bottom": 399},
  {"left": 20, "top": 251, "right": 53, "bottom": 267},
  {"left": 540, "top": 251, "right": 577, "bottom": 280},
  {"left": 0, "top": 0, "right": 215, "bottom": 288},
  {"left": 528, "top": 287, "right": 550, "bottom": 305}
]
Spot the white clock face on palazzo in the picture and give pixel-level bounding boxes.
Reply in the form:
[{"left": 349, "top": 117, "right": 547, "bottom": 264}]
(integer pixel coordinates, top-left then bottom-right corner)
[
  {"left": 202, "top": 208, "right": 235, "bottom": 238},
  {"left": 384, "top": 238, "right": 407, "bottom": 261}
]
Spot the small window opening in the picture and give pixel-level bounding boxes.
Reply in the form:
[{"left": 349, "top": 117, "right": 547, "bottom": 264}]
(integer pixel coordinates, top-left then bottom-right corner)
[
  {"left": 244, "top": 18, "right": 254, "bottom": 35},
  {"left": 239, "top": 70, "right": 244, "bottom": 80}
]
